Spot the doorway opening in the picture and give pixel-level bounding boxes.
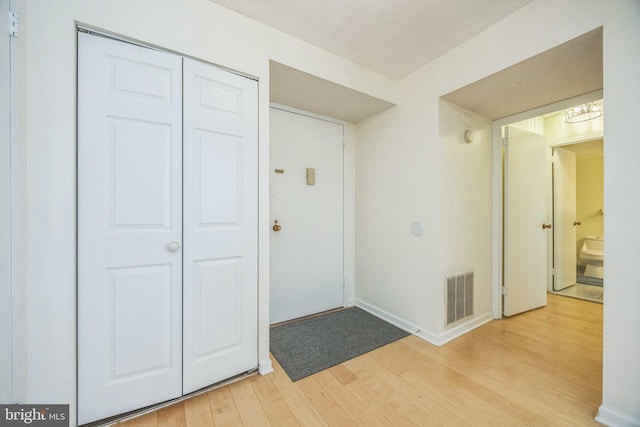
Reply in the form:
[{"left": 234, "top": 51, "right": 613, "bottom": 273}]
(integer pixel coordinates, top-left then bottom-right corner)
[
  {"left": 500, "top": 94, "right": 604, "bottom": 315},
  {"left": 551, "top": 139, "right": 604, "bottom": 303}
]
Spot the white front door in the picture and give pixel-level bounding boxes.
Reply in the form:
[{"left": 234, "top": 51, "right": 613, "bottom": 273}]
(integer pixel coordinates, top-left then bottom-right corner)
[
  {"left": 553, "top": 147, "right": 577, "bottom": 291},
  {"left": 270, "top": 107, "right": 344, "bottom": 324},
  {"left": 182, "top": 58, "right": 258, "bottom": 394},
  {"left": 78, "top": 33, "right": 183, "bottom": 424},
  {"left": 503, "top": 126, "right": 549, "bottom": 316}
]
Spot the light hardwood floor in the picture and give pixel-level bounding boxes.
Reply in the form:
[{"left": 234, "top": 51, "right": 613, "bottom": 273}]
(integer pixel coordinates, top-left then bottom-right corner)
[{"left": 117, "top": 294, "right": 603, "bottom": 426}]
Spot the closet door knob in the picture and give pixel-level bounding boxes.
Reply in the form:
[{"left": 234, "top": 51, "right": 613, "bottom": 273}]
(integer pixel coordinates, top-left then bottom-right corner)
[
  {"left": 167, "top": 242, "right": 181, "bottom": 252},
  {"left": 542, "top": 223, "right": 552, "bottom": 230}
]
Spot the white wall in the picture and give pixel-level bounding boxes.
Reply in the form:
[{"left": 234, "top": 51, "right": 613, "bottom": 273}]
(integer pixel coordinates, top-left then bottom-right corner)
[
  {"left": 436, "top": 100, "right": 493, "bottom": 337},
  {"left": 0, "top": 0, "right": 13, "bottom": 404},
  {"left": 19, "top": 1, "right": 395, "bottom": 424},
  {"left": 546, "top": 113, "right": 604, "bottom": 146},
  {"left": 600, "top": 2, "right": 640, "bottom": 424},
  {"left": 356, "top": 1, "right": 640, "bottom": 424}
]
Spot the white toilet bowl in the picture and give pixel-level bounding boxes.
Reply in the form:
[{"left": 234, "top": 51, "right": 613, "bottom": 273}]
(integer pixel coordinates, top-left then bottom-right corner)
[{"left": 580, "top": 236, "right": 604, "bottom": 279}]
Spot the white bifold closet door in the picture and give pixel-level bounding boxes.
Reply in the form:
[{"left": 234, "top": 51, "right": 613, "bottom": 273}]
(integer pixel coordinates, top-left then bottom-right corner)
[
  {"left": 181, "top": 56, "right": 258, "bottom": 395},
  {"left": 78, "top": 32, "right": 257, "bottom": 424}
]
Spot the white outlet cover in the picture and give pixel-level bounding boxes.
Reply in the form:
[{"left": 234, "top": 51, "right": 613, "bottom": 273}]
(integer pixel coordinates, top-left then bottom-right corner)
[{"left": 410, "top": 222, "right": 423, "bottom": 237}]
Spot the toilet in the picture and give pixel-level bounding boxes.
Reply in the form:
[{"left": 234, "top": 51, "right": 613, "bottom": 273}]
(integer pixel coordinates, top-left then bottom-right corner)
[{"left": 580, "top": 236, "right": 604, "bottom": 279}]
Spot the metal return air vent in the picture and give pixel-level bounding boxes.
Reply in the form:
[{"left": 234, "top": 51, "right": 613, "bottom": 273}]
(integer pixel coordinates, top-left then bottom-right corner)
[{"left": 446, "top": 272, "right": 474, "bottom": 327}]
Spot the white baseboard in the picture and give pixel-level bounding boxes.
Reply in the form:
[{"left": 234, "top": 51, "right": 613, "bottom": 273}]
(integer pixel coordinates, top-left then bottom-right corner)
[
  {"left": 355, "top": 299, "right": 422, "bottom": 335},
  {"left": 437, "top": 312, "right": 494, "bottom": 346},
  {"left": 355, "top": 299, "right": 494, "bottom": 347},
  {"left": 596, "top": 405, "right": 640, "bottom": 427},
  {"left": 258, "top": 358, "right": 274, "bottom": 375},
  {"left": 344, "top": 298, "right": 356, "bottom": 308},
  {"left": 414, "top": 329, "right": 440, "bottom": 346}
]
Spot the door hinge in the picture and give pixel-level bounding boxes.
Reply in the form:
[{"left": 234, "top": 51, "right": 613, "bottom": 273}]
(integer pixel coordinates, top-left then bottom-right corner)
[
  {"left": 551, "top": 268, "right": 556, "bottom": 275},
  {"left": 501, "top": 286, "right": 508, "bottom": 295},
  {"left": 2, "top": 11, "right": 19, "bottom": 37},
  {"left": 501, "top": 138, "right": 508, "bottom": 147}
]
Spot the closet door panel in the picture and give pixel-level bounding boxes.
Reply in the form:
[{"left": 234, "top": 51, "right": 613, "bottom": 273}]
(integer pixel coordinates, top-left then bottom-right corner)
[
  {"left": 182, "top": 58, "right": 258, "bottom": 394},
  {"left": 77, "top": 32, "right": 183, "bottom": 425}
]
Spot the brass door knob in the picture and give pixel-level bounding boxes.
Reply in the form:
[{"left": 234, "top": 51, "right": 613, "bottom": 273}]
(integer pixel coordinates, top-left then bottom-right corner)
[
  {"left": 273, "top": 220, "right": 282, "bottom": 232},
  {"left": 574, "top": 221, "right": 582, "bottom": 226},
  {"left": 542, "top": 223, "right": 552, "bottom": 229}
]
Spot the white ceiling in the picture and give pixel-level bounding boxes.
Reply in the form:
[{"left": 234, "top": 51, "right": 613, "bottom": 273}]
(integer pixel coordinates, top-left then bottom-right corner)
[
  {"left": 209, "top": 0, "right": 535, "bottom": 80},
  {"left": 442, "top": 28, "right": 603, "bottom": 120},
  {"left": 270, "top": 61, "right": 395, "bottom": 123},
  {"left": 209, "top": 0, "right": 602, "bottom": 124}
]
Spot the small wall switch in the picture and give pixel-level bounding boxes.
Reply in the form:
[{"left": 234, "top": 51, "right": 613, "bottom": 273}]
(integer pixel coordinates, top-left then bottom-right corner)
[{"left": 306, "top": 168, "right": 315, "bottom": 185}]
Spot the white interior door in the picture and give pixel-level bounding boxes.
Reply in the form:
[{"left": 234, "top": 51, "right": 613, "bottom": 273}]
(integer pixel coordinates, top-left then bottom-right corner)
[
  {"left": 553, "top": 147, "right": 577, "bottom": 291},
  {"left": 182, "top": 58, "right": 258, "bottom": 394},
  {"left": 78, "top": 33, "right": 183, "bottom": 424},
  {"left": 270, "top": 107, "right": 344, "bottom": 324},
  {"left": 504, "top": 126, "right": 549, "bottom": 316}
]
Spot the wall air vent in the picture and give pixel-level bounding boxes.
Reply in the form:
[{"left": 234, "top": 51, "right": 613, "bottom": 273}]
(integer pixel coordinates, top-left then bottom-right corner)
[{"left": 446, "top": 272, "right": 474, "bottom": 327}]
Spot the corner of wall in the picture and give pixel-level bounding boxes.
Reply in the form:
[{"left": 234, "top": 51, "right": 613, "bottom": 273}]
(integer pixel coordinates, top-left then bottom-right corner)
[
  {"left": 356, "top": 298, "right": 495, "bottom": 347},
  {"left": 258, "top": 358, "right": 274, "bottom": 376},
  {"left": 596, "top": 405, "right": 640, "bottom": 427}
]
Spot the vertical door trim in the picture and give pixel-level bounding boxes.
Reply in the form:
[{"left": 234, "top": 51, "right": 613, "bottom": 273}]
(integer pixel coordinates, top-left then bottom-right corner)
[{"left": 0, "top": 0, "right": 13, "bottom": 404}]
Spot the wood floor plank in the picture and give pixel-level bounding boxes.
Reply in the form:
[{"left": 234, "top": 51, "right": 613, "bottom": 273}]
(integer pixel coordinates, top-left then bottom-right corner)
[
  {"left": 268, "top": 413, "right": 300, "bottom": 427},
  {"left": 206, "top": 385, "right": 242, "bottom": 427},
  {"left": 296, "top": 375, "right": 356, "bottom": 426},
  {"left": 326, "top": 364, "right": 357, "bottom": 385},
  {"left": 114, "top": 293, "right": 602, "bottom": 427},
  {"left": 344, "top": 353, "right": 468, "bottom": 426},
  {"left": 400, "top": 334, "right": 592, "bottom": 426},
  {"left": 249, "top": 372, "right": 294, "bottom": 423},
  {"left": 343, "top": 374, "right": 417, "bottom": 426},
  {"left": 121, "top": 411, "right": 158, "bottom": 427},
  {"left": 316, "top": 369, "right": 387, "bottom": 426},
  {"left": 184, "top": 393, "right": 215, "bottom": 427},
  {"left": 228, "top": 378, "right": 271, "bottom": 426},
  {"left": 269, "top": 358, "right": 328, "bottom": 427},
  {"left": 157, "top": 403, "right": 186, "bottom": 427},
  {"left": 378, "top": 343, "right": 530, "bottom": 426}
]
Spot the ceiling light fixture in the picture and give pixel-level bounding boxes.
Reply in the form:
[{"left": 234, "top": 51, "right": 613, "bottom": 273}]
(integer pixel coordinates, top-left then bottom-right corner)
[{"left": 563, "top": 100, "right": 604, "bottom": 123}]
